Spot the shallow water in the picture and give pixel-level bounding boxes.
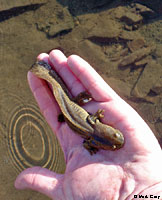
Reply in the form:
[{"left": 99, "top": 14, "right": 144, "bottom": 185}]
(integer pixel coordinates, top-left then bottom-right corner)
[{"left": 0, "top": 0, "right": 162, "bottom": 199}]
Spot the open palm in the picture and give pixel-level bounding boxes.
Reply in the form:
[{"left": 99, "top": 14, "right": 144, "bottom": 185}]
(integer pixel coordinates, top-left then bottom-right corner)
[{"left": 15, "top": 50, "right": 162, "bottom": 200}]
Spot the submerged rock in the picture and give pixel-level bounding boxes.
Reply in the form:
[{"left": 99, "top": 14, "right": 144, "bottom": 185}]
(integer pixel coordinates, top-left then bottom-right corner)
[
  {"left": 127, "top": 38, "right": 146, "bottom": 52},
  {"left": 132, "top": 3, "right": 155, "bottom": 18},
  {"left": 118, "top": 47, "right": 154, "bottom": 67},
  {"left": 131, "top": 61, "right": 162, "bottom": 98},
  {"left": 35, "top": 3, "right": 74, "bottom": 37},
  {"left": 115, "top": 6, "right": 143, "bottom": 25},
  {"left": 87, "top": 18, "right": 121, "bottom": 43},
  {"left": 0, "top": 0, "right": 47, "bottom": 11}
]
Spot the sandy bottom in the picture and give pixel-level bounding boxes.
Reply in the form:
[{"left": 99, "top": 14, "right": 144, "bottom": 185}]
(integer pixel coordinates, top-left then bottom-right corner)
[{"left": 0, "top": 0, "right": 162, "bottom": 199}]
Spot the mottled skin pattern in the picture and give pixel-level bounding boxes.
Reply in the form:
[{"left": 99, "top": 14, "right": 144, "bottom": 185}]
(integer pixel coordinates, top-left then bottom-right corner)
[{"left": 30, "top": 60, "right": 124, "bottom": 154}]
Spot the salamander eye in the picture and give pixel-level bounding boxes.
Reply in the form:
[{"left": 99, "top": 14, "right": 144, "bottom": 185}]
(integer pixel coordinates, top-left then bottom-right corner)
[{"left": 113, "top": 132, "right": 121, "bottom": 138}]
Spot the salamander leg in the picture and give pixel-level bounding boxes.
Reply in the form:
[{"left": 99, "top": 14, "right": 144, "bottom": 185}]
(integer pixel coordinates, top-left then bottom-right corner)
[
  {"left": 73, "top": 91, "right": 92, "bottom": 105},
  {"left": 83, "top": 139, "right": 99, "bottom": 155},
  {"left": 87, "top": 109, "right": 105, "bottom": 125},
  {"left": 94, "top": 109, "right": 105, "bottom": 119}
]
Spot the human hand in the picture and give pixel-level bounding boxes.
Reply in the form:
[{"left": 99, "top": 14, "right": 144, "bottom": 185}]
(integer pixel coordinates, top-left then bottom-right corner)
[{"left": 15, "top": 50, "right": 162, "bottom": 199}]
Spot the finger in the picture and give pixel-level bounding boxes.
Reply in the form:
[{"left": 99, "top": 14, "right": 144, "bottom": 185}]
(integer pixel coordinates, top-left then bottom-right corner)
[
  {"left": 67, "top": 55, "right": 120, "bottom": 102},
  {"left": 37, "top": 53, "right": 49, "bottom": 62},
  {"left": 49, "top": 50, "right": 86, "bottom": 96},
  {"left": 15, "top": 167, "right": 63, "bottom": 199}
]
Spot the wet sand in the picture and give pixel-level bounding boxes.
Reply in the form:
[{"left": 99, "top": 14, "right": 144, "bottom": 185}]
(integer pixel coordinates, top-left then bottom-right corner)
[{"left": 0, "top": 0, "right": 162, "bottom": 199}]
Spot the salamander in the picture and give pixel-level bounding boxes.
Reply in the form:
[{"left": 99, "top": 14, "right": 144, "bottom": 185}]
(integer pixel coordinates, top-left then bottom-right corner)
[{"left": 30, "top": 61, "right": 124, "bottom": 155}]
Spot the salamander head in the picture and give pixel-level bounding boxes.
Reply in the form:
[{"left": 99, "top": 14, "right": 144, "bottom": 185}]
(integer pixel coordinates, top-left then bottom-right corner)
[{"left": 91, "top": 121, "right": 125, "bottom": 151}]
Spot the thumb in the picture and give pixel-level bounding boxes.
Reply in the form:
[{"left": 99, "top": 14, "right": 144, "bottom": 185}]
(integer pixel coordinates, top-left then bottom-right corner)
[{"left": 15, "top": 167, "right": 64, "bottom": 199}]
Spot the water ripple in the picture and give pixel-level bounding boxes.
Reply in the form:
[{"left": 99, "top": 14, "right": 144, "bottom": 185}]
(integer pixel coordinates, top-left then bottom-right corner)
[{"left": 0, "top": 88, "right": 65, "bottom": 173}]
